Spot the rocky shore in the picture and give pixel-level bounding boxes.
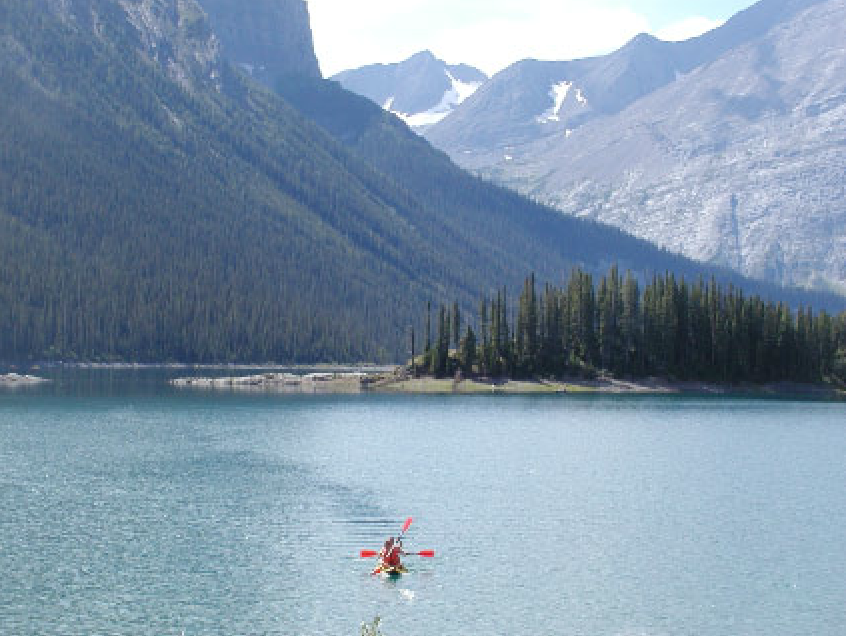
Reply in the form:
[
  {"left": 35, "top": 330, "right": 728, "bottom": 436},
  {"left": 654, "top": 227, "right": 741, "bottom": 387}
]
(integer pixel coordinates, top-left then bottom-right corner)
[
  {"left": 170, "top": 371, "right": 378, "bottom": 393},
  {"left": 376, "top": 375, "right": 844, "bottom": 398},
  {"left": 169, "top": 369, "right": 844, "bottom": 399},
  {"left": 0, "top": 373, "right": 49, "bottom": 386}
]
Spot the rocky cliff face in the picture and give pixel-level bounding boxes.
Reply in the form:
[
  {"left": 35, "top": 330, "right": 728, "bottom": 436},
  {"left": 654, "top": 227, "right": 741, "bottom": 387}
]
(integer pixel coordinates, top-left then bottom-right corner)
[
  {"left": 37, "top": 0, "right": 224, "bottom": 92},
  {"left": 425, "top": 0, "right": 846, "bottom": 294},
  {"left": 119, "top": 0, "right": 223, "bottom": 91},
  {"left": 427, "top": 0, "right": 823, "bottom": 155},
  {"left": 195, "top": 0, "right": 321, "bottom": 84}
]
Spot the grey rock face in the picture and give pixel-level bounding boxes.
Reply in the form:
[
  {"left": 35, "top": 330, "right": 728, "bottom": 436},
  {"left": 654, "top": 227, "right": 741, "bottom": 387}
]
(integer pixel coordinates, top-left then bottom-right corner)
[
  {"left": 196, "top": 0, "right": 321, "bottom": 83},
  {"left": 425, "top": 35, "right": 680, "bottom": 153},
  {"left": 120, "top": 0, "right": 224, "bottom": 91},
  {"left": 426, "top": 0, "right": 846, "bottom": 294},
  {"left": 427, "top": 0, "right": 823, "bottom": 154},
  {"left": 37, "top": 0, "right": 225, "bottom": 92},
  {"left": 333, "top": 50, "right": 488, "bottom": 131}
]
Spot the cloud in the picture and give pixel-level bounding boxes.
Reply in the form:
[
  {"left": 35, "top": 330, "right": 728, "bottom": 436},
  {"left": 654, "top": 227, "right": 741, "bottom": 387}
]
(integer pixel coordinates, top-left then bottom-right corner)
[
  {"left": 430, "top": 5, "right": 651, "bottom": 75},
  {"left": 306, "top": 0, "right": 434, "bottom": 75},
  {"left": 654, "top": 16, "right": 724, "bottom": 42},
  {"left": 306, "top": 0, "right": 723, "bottom": 77}
]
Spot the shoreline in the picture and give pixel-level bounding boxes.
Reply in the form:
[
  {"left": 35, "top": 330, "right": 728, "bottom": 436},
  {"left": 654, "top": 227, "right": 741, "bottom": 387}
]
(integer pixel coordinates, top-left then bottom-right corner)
[
  {"left": 170, "top": 371, "right": 369, "bottom": 393},
  {"left": 168, "top": 370, "right": 845, "bottom": 400},
  {"left": 3, "top": 364, "right": 841, "bottom": 399},
  {"left": 3, "top": 362, "right": 395, "bottom": 372},
  {"left": 0, "top": 373, "right": 50, "bottom": 386},
  {"left": 372, "top": 375, "right": 845, "bottom": 398}
]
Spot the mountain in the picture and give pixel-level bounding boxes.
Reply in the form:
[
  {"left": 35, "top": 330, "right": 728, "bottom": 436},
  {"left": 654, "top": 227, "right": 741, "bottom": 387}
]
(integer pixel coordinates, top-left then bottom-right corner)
[
  {"left": 0, "top": 0, "right": 840, "bottom": 364},
  {"left": 425, "top": 0, "right": 846, "bottom": 293},
  {"left": 426, "top": 0, "right": 822, "bottom": 154},
  {"left": 197, "top": 0, "right": 321, "bottom": 84},
  {"left": 332, "top": 50, "right": 487, "bottom": 131}
]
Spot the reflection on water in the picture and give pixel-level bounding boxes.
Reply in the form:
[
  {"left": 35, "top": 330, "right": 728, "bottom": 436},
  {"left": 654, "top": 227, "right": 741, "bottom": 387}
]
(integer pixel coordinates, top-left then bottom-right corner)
[{"left": 2, "top": 371, "right": 846, "bottom": 635}]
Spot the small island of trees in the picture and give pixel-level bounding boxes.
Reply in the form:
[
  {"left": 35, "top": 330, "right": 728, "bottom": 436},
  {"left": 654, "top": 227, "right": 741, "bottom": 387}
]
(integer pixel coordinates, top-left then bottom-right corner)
[{"left": 414, "top": 267, "right": 846, "bottom": 386}]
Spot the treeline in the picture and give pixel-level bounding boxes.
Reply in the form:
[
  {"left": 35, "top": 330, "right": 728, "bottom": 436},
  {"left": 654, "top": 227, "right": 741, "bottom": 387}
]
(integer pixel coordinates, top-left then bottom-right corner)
[{"left": 417, "top": 267, "right": 846, "bottom": 385}]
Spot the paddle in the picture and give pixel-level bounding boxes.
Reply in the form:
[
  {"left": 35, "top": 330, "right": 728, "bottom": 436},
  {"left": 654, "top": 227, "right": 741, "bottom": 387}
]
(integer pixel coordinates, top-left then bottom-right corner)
[
  {"left": 360, "top": 517, "right": 422, "bottom": 561},
  {"left": 399, "top": 517, "right": 413, "bottom": 537},
  {"left": 360, "top": 549, "right": 434, "bottom": 558}
]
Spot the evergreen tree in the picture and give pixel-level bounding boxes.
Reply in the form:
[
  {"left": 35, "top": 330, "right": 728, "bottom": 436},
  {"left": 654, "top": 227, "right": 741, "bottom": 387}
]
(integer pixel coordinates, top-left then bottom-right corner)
[
  {"left": 410, "top": 326, "right": 416, "bottom": 376},
  {"left": 452, "top": 302, "right": 462, "bottom": 350},
  {"left": 430, "top": 304, "right": 450, "bottom": 378},
  {"left": 516, "top": 274, "right": 539, "bottom": 377},
  {"left": 424, "top": 301, "right": 432, "bottom": 360},
  {"left": 540, "top": 283, "right": 562, "bottom": 375},
  {"left": 479, "top": 298, "right": 491, "bottom": 376},
  {"left": 459, "top": 325, "right": 477, "bottom": 375},
  {"left": 620, "top": 272, "right": 641, "bottom": 375}
]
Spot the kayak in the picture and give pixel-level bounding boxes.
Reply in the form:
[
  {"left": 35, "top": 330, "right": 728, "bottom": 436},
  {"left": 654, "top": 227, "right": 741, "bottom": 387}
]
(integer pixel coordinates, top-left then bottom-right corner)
[{"left": 372, "top": 565, "right": 408, "bottom": 577}]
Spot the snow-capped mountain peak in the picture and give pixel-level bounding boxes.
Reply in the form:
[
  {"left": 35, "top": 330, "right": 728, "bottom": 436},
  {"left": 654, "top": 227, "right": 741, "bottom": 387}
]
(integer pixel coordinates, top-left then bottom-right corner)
[
  {"left": 388, "top": 69, "right": 484, "bottom": 129},
  {"left": 332, "top": 51, "right": 488, "bottom": 132}
]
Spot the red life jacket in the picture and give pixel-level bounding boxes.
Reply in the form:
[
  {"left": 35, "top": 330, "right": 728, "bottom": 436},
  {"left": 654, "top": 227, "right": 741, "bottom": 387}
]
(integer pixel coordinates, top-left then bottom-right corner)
[{"left": 385, "top": 546, "right": 402, "bottom": 567}]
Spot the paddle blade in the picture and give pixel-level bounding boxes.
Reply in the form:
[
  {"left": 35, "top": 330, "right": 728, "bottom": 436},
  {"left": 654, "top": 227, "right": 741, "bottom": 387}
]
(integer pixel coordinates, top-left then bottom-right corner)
[
  {"left": 416, "top": 550, "right": 435, "bottom": 557},
  {"left": 402, "top": 517, "right": 413, "bottom": 533},
  {"left": 360, "top": 550, "right": 379, "bottom": 558}
]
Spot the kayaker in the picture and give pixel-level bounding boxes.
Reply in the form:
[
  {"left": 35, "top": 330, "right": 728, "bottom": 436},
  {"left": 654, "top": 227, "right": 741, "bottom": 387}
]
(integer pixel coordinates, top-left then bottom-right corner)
[{"left": 380, "top": 536, "right": 404, "bottom": 569}]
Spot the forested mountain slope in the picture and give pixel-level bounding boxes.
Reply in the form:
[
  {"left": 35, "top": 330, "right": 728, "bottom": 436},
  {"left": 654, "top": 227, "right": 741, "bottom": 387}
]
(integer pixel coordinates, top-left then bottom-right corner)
[
  {"left": 265, "top": 76, "right": 844, "bottom": 311},
  {"left": 0, "top": 0, "right": 841, "bottom": 364},
  {"left": 0, "top": 0, "right": 441, "bottom": 362}
]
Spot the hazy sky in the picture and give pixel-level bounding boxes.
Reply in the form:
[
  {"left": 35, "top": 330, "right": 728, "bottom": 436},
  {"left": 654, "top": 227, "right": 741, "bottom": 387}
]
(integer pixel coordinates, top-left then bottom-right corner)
[{"left": 306, "top": 0, "right": 757, "bottom": 77}]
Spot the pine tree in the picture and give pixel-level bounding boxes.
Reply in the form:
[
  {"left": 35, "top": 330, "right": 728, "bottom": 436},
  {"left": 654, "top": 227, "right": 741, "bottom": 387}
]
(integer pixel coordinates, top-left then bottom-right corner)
[
  {"left": 479, "top": 297, "right": 490, "bottom": 376},
  {"left": 410, "top": 326, "right": 416, "bottom": 377},
  {"left": 460, "top": 325, "right": 477, "bottom": 376},
  {"left": 620, "top": 272, "right": 641, "bottom": 376},
  {"left": 540, "top": 283, "right": 562, "bottom": 375},
  {"left": 452, "top": 302, "right": 462, "bottom": 350},
  {"left": 431, "top": 304, "right": 450, "bottom": 378},
  {"left": 425, "top": 301, "right": 432, "bottom": 354},
  {"left": 515, "top": 274, "right": 539, "bottom": 377}
]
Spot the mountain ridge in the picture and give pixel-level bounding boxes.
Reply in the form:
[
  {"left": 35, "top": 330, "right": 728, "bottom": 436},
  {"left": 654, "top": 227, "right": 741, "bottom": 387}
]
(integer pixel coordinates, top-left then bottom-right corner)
[
  {"left": 427, "top": 0, "right": 826, "bottom": 153},
  {"left": 423, "top": 0, "right": 846, "bottom": 293},
  {"left": 196, "top": 0, "right": 321, "bottom": 84}
]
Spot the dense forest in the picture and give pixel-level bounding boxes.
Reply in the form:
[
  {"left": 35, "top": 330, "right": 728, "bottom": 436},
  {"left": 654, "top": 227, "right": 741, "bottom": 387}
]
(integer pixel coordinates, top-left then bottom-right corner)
[{"left": 418, "top": 267, "right": 846, "bottom": 385}]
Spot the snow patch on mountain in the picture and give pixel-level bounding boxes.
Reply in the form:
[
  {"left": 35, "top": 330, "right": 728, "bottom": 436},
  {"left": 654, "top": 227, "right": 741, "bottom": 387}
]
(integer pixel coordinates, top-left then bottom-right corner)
[
  {"left": 537, "top": 81, "right": 572, "bottom": 123},
  {"left": 392, "top": 70, "right": 484, "bottom": 130},
  {"left": 537, "top": 80, "right": 589, "bottom": 124}
]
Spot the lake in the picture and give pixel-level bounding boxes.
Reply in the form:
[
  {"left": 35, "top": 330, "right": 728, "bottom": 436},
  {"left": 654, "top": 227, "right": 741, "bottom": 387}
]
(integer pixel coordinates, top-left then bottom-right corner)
[{"left": 2, "top": 369, "right": 845, "bottom": 635}]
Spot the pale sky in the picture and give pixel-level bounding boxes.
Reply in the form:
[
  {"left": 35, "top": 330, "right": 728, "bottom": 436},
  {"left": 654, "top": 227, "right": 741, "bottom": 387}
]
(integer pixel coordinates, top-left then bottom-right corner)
[{"left": 305, "top": 0, "right": 757, "bottom": 77}]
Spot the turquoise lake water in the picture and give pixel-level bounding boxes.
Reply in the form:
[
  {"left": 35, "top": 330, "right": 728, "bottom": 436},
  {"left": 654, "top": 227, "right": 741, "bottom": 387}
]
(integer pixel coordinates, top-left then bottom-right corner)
[{"left": 2, "top": 370, "right": 845, "bottom": 635}]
